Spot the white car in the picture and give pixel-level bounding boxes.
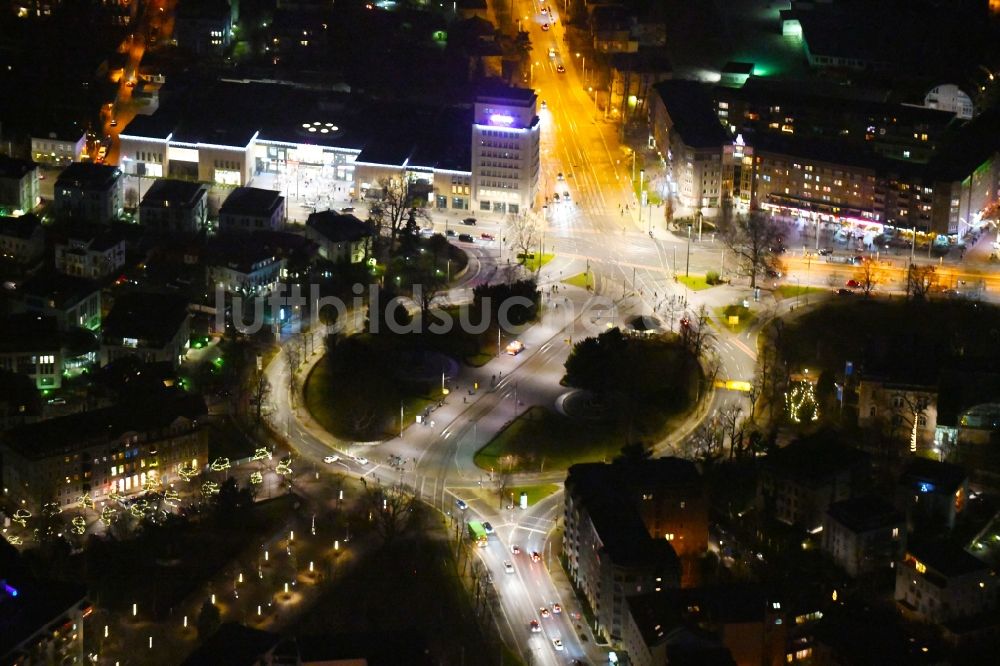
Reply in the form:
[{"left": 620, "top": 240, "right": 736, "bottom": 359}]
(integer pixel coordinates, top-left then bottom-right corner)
[
  {"left": 353, "top": 456, "right": 369, "bottom": 466},
  {"left": 552, "top": 638, "right": 564, "bottom": 651},
  {"left": 323, "top": 455, "right": 340, "bottom": 464},
  {"left": 503, "top": 560, "right": 515, "bottom": 574}
]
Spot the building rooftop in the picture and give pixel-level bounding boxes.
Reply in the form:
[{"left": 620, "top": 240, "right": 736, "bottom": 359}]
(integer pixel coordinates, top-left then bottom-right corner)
[
  {"left": 908, "top": 541, "right": 989, "bottom": 578},
  {"left": 17, "top": 271, "right": 100, "bottom": 310},
  {"left": 0, "top": 313, "right": 62, "bottom": 353},
  {"left": 0, "top": 154, "right": 37, "bottom": 180},
  {"left": 826, "top": 496, "right": 903, "bottom": 534},
  {"left": 219, "top": 187, "right": 284, "bottom": 217},
  {"left": 102, "top": 292, "right": 189, "bottom": 348},
  {"left": 0, "top": 562, "right": 89, "bottom": 661},
  {"left": 567, "top": 458, "right": 700, "bottom": 567},
  {"left": 55, "top": 162, "right": 121, "bottom": 190},
  {"left": 2, "top": 392, "right": 206, "bottom": 460},
  {"left": 140, "top": 179, "right": 207, "bottom": 209},
  {"left": 475, "top": 82, "right": 537, "bottom": 105},
  {"left": 898, "top": 457, "right": 967, "bottom": 496},
  {"left": 764, "top": 436, "right": 869, "bottom": 483},
  {"left": 176, "top": 0, "right": 231, "bottom": 20},
  {"left": 206, "top": 237, "right": 282, "bottom": 274},
  {"left": 0, "top": 214, "right": 41, "bottom": 240},
  {"left": 652, "top": 80, "right": 730, "bottom": 149},
  {"left": 628, "top": 585, "right": 779, "bottom": 649},
  {"left": 306, "top": 211, "right": 372, "bottom": 243}
]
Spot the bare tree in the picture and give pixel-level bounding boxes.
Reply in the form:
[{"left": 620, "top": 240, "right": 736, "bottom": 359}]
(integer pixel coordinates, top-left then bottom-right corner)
[
  {"left": 720, "top": 211, "right": 783, "bottom": 289},
  {"left": 368, "top": 176, "right": 430, "bottom": 252},
  {"left": 719, "top": 403, "right": 746, "bottom": 459},
  {"left": 248, "top": 368, "right": 271, "bottom": 427},
  {"left": 506, "top": 211, "right": 539, "bottom": 266},
  {"left": 854, "top": 258, "right": 884, "bottom": 298},
  {"left": 682, "top": 418, "right": 724, "bottom": 462},
  {"left": 906, "top": 264, "right": 936, "bottom": 300},
  {"left": 364, "top": 482, "right": 419, "bottom": 546}
]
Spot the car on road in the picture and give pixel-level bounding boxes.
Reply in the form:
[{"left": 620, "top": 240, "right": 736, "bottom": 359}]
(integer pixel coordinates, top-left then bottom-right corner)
[
  {"left": 556, "top": 64, "right": 565, "bottom": 73},
  {"left": 557, "top": 172, "right": 564, "bottom": 180},
  {"left": 323, "top": 455, "right": 340, "bottom": 464},
  {"left": 503, "top": 560, "right": 515, "bottom": 574},
  {"left": 531, "top": 551, "right": 542, "bottom": 562},
  {"left": 341, "top": 206, "right": 355, "bottom": 213},
  {"left": 540, "top": 6, "right": 547, "bottom": 12},
  {"left": 539, "top": 607, "right": 551, "bottom": 618},
  {"left": 548, "top": 47, "right": 556, "bottom": 58},
  {"left": 96, "top": 147, "right": 108, "bottom": 162},
  {"left": 353, "top": 456, "right": 369, "bottom": 466},
  {"left": 462, "top": 217, "right": 477, "bottom": 225},
  {"left": 765, "top": 268, "right": 782, "bottom": 279},
  {"left": 552, "top": 602, "right": 562, "bottom": 614},
  {"left": 480, "top": 232, "right": 495, "bottom": 241},
  {"left": 552, "top": 192, "right": 560, "bottom": 201},
  {"left": 818, "top": 248, "right": 833, "bottom": 256},
  {"left": 837, "top": 288, "right": 854, "bottom": 296},
  {"left": 530, "top": 620, "right": 541, "bottom": 633},
  {"left": 511, "top": 544, "right": 521, "bottom": 555},
  {"left": 110, "top": 119, "right": 118, "bottom": 127},
  {"left": 505, "top": 340, "right": 525, "bottom": 356},
  {"left": 483, "top": 521, "right": 494, "bottom": 534},
  {"left": 456, "top": 498, "right": 468, "bottom": 511},
  {"left": 562, "top": 190, "right": 570, "bottom": 200},
  {"left": 458, "top": 233, "right": 474, "bottom": 243},
  {"left": 541, "top": 23, "right": 549, "bottom": 30},
  {"left": 845, "top": 279, "right": 860, "bottom": 288},
  {"left": 445, "top": 229, "right": 456, "bottom": 237},
  {"left": 552, "top": 638, "right": 564, "bottom": 651},
  {"left": 541, "top": 100, "right": 547, "bottom": 109}
]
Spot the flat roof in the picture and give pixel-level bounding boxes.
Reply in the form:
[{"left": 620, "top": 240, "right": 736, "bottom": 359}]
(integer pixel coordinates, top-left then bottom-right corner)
[
  {"left": 219, "top": 187, "right": 284, "bottom": 217},
  {"left": 0, "top": 154, "right": 37, "bottom": 179},
  {"left": 122, "top": 80, "right": 474, "bottom": 173},
  {"left": 652, "top": 80, "right": 731, "bottom": 149},
  {"left": 898, "top": 457, "right": 966, "bottom": 495},
  {"left": 908, "top": 541, "right": 989, "bottom": 578},
  {"left": 140, "top": 178, "right": 207, "bottom": 208},
  {"left": 102, "top": 292, "right": 189, "bottom": 347},
  {"left": 764, "top": 435, "right": 869, "bottom": 483},
  {"left": 0, "top": 214, "right": 41, "bottom": 240},
  {"left": 826, "top": 496, "right": 903, "bottom": 534},
  {"left": 0, "top": 313, "right": 61, "bottom": 353},
  {"left": 17, "top": 271, "right": 100, "bottom": 309},
  {"left": 55, "top": 162, "right": 121, "bottom": 190}
]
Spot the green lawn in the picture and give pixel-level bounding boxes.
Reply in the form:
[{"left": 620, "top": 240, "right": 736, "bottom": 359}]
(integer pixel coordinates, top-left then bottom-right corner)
[
  {"left": 508, "top": 484, "right": 561, "bottom": 506},
  {"left": 775, "top": 285, "right": 827, "bottom": 300},
  {"left": 464, "top": 352, "right": 494, "bottom": 367},
  {"left": 520, "top": 252, "right": 555, "bottom": 272},
  {"left": 677, "top": 274, "right": 715, "bottom": 291},
  {"left": 562, "top": 272, "right": 594, "bottom": 289},
  {"left": 715, "top": 304, "right": 757, "bottom": 334}
]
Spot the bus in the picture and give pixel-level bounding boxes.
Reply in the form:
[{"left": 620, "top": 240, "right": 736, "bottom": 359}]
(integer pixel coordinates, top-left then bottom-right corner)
[{"left": 468, "top": 521, "right": 488, "bottom": 548}]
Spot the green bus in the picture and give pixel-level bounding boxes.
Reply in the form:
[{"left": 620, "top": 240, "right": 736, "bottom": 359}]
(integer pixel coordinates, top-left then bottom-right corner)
[{"left": 467, "top": 520, "right": 488, "bottom": 547}]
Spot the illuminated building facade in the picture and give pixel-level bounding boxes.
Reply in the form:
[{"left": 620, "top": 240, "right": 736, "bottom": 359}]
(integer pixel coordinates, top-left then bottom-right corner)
[
  {"left": 895, "top": 543, "right": 996, "bottom": 625},
  {"left": 470, "top": 87, "right": 540, "bottom": 214},
  {"left": 0, "top": 394, "right": 208, "bottom": 509}
]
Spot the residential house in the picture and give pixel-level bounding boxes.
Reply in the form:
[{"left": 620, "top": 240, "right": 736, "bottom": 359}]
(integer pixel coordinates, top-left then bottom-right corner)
[
  {"left": 206, "top": 245, "right": 286, "bottom": 296},
  {"left": 304, "top": 211, "right": 372, "bottom": 263},
  {"left": 139, "top": 178, "right": 208, "bottom": 233},
  {"left": 896, "top": 457, "right": 968, "bottom": 532},
  {"left": 14, "top": 271, "right": 102, "bottom": 331},
  {"left": 0, "top": 314, "right": 97, "bottom": 391},
  {"left": 30, "top": 125, "right": 87, "bottom": 166},
  {"left": 623, "top": 586, "right": 786, "bottom": 666},
  {"left": 564, "top": 458, "right": 709, "bottom": 642},
  {"left": 822, "top": 496, "right": 905, "bottom": 577},
  {"left": 0, "top": 392, "right": 208, "bottom": 508},
  {"left": 53, "top": 163, "right": 124, "bottom": 224},
  {"left": 857, "top": 377, "right": 939, "bottom": 452},
  {"left": 757, "top": 438, "right": 870, "bottom": 530},
  {"left": 101, "top": 292, "right": 190, "bottom": 367},
  {"left": 174, "top": 0, "right": 234, "bottom": 55},
  {"left": 0, "top": 154, "right": 39, "bottom": 213},
  {"left": 54, "top": 228, "right": 128, "bottom": 280},
  {"left": 218, "top": 187, "right": 285, "bottom": 233},
  {"left": 0, "top": 213, "right": 44, "bottom": 265},
  {"left": 895, "top": 541, "right": 997, "bottom": 627}
]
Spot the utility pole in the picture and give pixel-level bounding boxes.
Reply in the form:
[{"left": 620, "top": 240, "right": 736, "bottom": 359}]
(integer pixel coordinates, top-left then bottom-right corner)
[{"left": 686, "top": 224, "right": 692, "bottom": 277}]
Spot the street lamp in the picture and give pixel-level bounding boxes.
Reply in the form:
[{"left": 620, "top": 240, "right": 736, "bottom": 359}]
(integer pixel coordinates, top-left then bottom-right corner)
[{"left": 575, "top": 52, "right": 586, "bottom": 81}]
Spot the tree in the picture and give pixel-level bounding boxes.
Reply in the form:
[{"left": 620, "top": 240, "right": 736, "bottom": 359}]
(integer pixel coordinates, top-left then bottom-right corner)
[
  {"left": 906, "top": 264, "right": 936, "bottom": 300},
  {"left": 248, "top": 368, "right": 271, "bottom": 427},
  {"left": 197, "top": 600, "right": 222, "bottom": 639},
  {"left": 720, "top": 211, "right": 783, "bottom": 289},
  {"left": 364, "top": 482, "right": 419, "bottom": 547},
  {"left": 506, "top": 211, "right": 539, "bottom": 265},
  {"left": 124, "top": 186, "right": 139, "bottom": 209},
  {"left": 854, "top": 258, "right": 884, "bottom": 298},
  {"left": 367, "top": 176, "right": 430, "bottom": 254}
]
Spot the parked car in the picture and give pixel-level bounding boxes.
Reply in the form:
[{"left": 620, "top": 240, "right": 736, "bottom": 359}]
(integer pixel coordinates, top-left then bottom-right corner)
[
  {"left": 458, "top": 233, "right": 474, "bottom": 242},
  {"left": 445, "top": 229, "right": 456, "bottom": 237},
  {"left": 845, "top": 279, "right": 860, "bottom": 288},
  {"left": 480, "top": 233, "right": 495, "bottom": 241},
  {"left": 462, "top": 217, "right": 477, "bottom": 225},
  {"left": 837, "top": 288, "right": 854, "bottom": 296},
  {"left": 323, "top": 455, "right": 340, "bottom": 463}
]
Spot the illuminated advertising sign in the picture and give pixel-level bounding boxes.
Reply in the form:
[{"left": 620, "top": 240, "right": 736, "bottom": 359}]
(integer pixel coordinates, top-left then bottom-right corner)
[{"left": 489, "top": 113, "right": 515, "bottom": 126}]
